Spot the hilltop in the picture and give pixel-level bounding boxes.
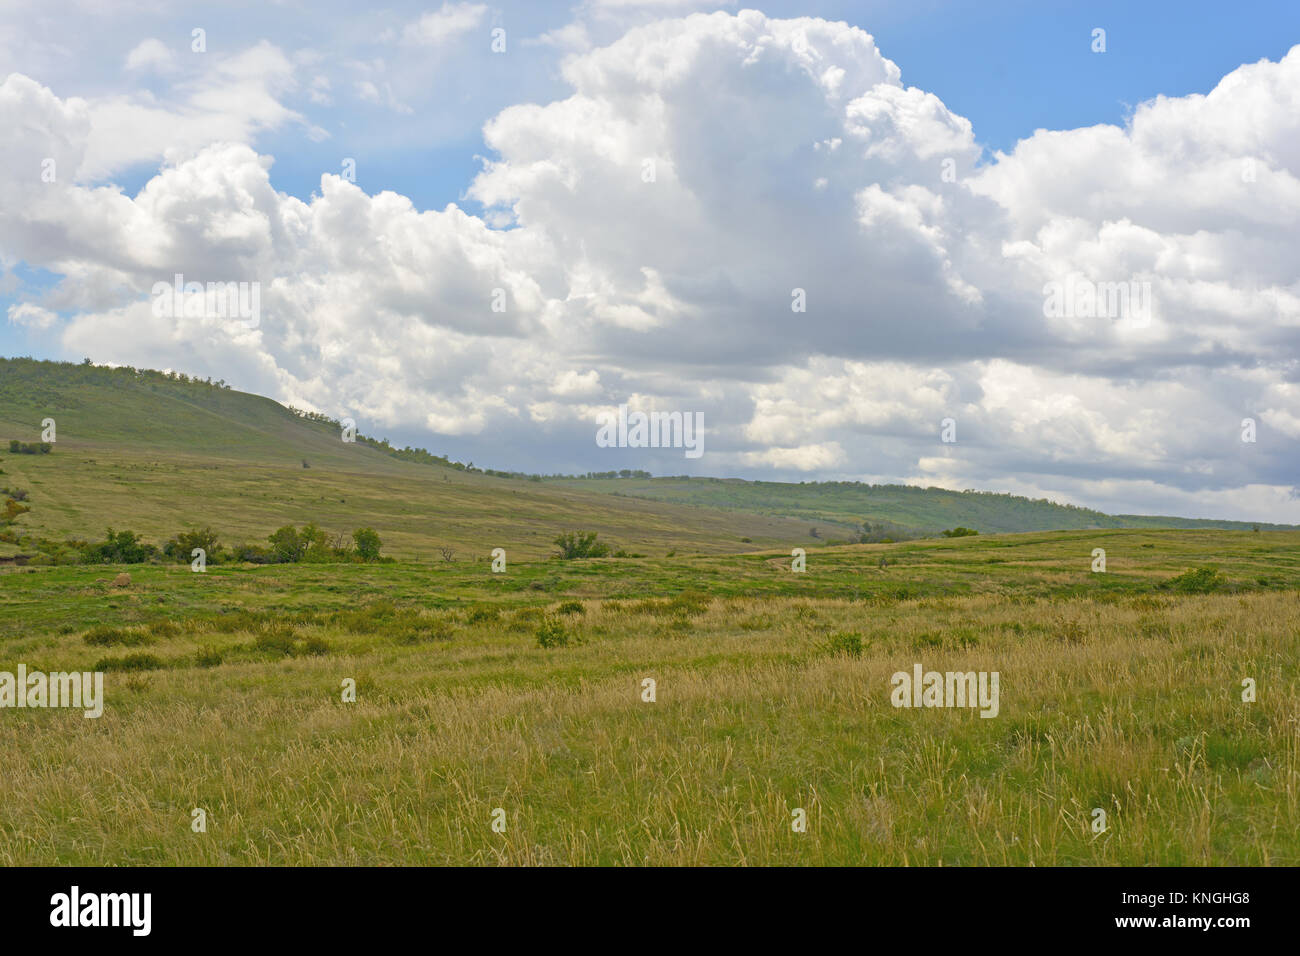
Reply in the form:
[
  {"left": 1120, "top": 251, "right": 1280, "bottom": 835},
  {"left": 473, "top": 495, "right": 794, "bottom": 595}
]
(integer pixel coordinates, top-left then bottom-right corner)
[
  {"left": 0, "top": 358, "right": 827, "bottom": 558},
  {"left": 544, "top": 475, "right": 1294, "bottom": 538},
  {"left": 0, "top": 357, "right": 1290, "bottom": 561}
]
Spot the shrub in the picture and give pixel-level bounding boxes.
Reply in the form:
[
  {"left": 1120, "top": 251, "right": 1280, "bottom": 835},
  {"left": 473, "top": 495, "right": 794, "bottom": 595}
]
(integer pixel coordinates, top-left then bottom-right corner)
[
  {"left": 855, "top": 520, "right": 914, "bottom": 543},
  {"left": 553, "top": 531, "right": 610, "bottom": 559},
  {"left": 300, "top": 524, "right": 336, "bottom": 563},
  {"left": 84, "top": 625, "right": 151, "bottom": 647},
  {"left": 1, "top": 498, "right": 30, "bottom": 525},
  {"left": 230, "top": 543, "right": 275, "bottom": 564},
  {"left": 672, "top": 594, "right": 710, "bottom": 617},
  {"left": 253, "top": 623, "right": 299, "bottom": 656},
  {"left": 941, "top": 527, "right": 980, "bottom": 538},
  {"left": 826, "top": 631, "right": 864, "bottom": 658},
  {"left": 329, "top": 601, "right": 398, "bottom": 632},
  {"left": 195, "top": 645, "right": 224, "bottom": 667},
  {"left": 206, "top": 609, "right": 271, "bottom": 633},
  {"left": 302, "top": 635, "right": 331, "bottom": 656},
  {"left": 1168, "top": 566, "right": 1223, "bottom": 593},
  {"left": 535, "top": 618, "right": 569, "bottom": 648},
  {"left": 353, "top": 527, "right": 382, "bottom": 561},
  {"left": 124, "top": 675, "right": 151, "bottom": 694},
  {"left": 400, "top": 620, "right": 455, "bottom": 644},
  {"left": 268, "top": 525, "right": 309, "bottom": 563},
  {"left": 95, "top": 653, "right": 165, "bottom": 671},
  {"left": 511, "top": 607, "right": 544, "bottom": 629},
  {"left": 555, "top": 600, "right": 585, "bottom": 616},
  {"left": 466, "top": 606, "right": 500, "bottom": 625},
  {"left": 264, "top": 524, "right": 360, "bottom": 563},
  {"left": 628, "top": 594, "right": 709, "bottom": 618},
  {"left": 148, "top": 619, "right": 182, "bottom": 638},
  {"left": 82, "top": 528, "right": 157, "bottom": 564},
  {"left": 163, "top": 527, "right": 221, "bottom": 564},
  {"left": 947, "top": 627, "right": 981, "bottom": 649}
]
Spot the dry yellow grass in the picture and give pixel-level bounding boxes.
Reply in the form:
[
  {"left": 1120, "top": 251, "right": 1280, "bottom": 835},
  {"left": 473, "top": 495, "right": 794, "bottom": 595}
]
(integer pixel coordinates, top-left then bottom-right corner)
[{"left": 1, "top": 569, "right": 1294, "bottom": 865}]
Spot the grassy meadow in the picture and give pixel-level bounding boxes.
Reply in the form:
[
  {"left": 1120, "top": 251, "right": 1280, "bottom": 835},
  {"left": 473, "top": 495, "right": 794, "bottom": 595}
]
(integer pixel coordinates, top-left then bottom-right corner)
[
  {"left": 1, "top": 530, "right": 1296, "bottom": 865},
  {"left": 2, "top": 362, "right": 1296, "bottom": 866}
]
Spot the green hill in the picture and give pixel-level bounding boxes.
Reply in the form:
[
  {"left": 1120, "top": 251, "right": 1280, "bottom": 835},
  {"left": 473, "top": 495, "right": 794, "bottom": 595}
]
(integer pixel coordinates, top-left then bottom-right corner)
[
  {"left": 0, "top": 358, "right": 832, "bottom": 558},
  {"left": 546, "top": 474, "right": 1293, "bottom": 538},
  {"left": 1, "top": 357, "right": 1289, "bottom": 560}
]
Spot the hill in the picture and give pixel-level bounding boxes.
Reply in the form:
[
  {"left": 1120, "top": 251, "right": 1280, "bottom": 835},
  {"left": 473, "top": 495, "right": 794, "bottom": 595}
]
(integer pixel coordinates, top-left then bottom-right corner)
[
  {"left": 544, "top": 475, "right": 1295, "bottom": 537},
  {"left": 1, "top": 357, "right": 1290, "bottom": 560},
  {"left": 2, "top": 356, "right": 1298, "bottom": 866},
  {"left": 0, "top": 358, "right": 831, "bottom": 558}
]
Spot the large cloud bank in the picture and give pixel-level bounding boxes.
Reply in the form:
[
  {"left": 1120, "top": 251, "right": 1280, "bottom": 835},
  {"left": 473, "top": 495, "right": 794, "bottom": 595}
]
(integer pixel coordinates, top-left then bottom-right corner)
[{"left": 3, "top": 10, "right": 1297, "bottom": 519}]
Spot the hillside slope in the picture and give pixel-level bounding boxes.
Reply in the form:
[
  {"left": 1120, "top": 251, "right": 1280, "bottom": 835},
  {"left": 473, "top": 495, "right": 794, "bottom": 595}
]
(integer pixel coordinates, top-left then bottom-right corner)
[
  {"left": 0, "top": 359, "right": 835, "bottom": 558},
  {"left": 545, "top": 475, "right": 1295, "bottom": 536},
  {"left": 3, "top": 358, "right": 1287, "bottom": 558}
]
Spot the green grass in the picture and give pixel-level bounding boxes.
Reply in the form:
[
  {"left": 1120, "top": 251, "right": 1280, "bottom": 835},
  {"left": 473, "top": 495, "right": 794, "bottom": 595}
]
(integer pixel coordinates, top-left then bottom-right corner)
[
  {"left": 0, "top": 530, "right": 1296, "bottom": 865},
  {"left": 2, "top": 358, "right": 1296, "bottom": 865}
]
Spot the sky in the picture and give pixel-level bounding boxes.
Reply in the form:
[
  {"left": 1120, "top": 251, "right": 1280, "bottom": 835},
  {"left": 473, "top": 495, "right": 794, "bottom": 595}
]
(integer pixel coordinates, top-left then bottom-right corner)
[{"left": 1, "top": 0, "right": 1298, "bottom": 521}]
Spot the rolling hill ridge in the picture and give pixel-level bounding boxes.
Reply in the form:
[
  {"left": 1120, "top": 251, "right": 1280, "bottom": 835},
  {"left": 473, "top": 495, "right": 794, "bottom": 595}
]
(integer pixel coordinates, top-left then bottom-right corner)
[{"left": 0, "top": 357, "right": 1291, "bottom": 561}]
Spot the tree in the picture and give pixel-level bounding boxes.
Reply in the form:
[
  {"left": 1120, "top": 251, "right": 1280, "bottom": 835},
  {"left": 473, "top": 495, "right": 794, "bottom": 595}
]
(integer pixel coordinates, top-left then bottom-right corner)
[
  {"left": 353, "top": 527, "right": 382, "bottom": 561},
  {"left": 553, "top": 530, "right": 610, "bottom": 559},
  {"left": 300, "top": 522, "right": 330, "bottom": 561},
  {"left": 268, "top": 525, "right": 308, "bottom": 563},
  {"left": 164, "top": 526, "right": 220, "bottom": 563},
  {"left": 83, "top": 528, "right": 156, "bottom": 563}
]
